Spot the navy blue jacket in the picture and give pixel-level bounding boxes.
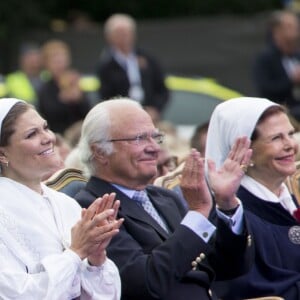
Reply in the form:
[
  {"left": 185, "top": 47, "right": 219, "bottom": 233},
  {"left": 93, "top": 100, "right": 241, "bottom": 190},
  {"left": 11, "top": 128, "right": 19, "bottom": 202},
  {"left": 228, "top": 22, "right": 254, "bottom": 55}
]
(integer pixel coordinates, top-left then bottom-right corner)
[
  {"left": 75, "top": 176, "right": 254, "bottom": 300},
  {"left": 214, "top": 185, "right": 300, "bottom": 300}
]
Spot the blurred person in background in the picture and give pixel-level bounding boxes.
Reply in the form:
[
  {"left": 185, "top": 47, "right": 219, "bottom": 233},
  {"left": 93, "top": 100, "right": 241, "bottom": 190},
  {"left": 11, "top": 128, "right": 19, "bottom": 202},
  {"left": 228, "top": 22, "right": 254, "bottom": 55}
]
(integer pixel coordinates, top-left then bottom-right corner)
[
  {"left": 97, "top": 13, "right": 169, "bottom": 123},
  {"left": 156, "top": 120, "right": 190, "bottom": 162},
  {"left": 253, "top": 10, "right": 300, "bottom": 121},
  {"left": 37, "top": 39, "right": 91, "bottom": 134},
  {"left": 190, "top": 121, "right": 209, "bottom": 156},
  {"left": 6, "top": 42, "right": 44, "bottom": 105},
  {"left": 55, "top": 133, "right": 72, "bottom": 162},
  {"left": 63, "top": 120, "right": 83, "bottom": 148}
]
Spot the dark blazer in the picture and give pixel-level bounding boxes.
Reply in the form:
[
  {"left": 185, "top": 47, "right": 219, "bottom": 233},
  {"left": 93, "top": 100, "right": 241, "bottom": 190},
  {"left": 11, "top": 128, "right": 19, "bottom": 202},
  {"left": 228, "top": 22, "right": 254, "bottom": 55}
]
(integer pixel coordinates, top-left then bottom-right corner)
[
  {"left": 37, "top": 79, "right": 91, "bottom": 134},
  {"left": 75, "top": 176, "right": 253, "bottom": 300},
  {"left": 214, "top": 186, "right": 300, "bottom": 300},
  {"left": 253, "top": 43, "right": 300, "bottom": 108},
  {"left": 96, "top": 48, "right": 169, "bottom": 112}
]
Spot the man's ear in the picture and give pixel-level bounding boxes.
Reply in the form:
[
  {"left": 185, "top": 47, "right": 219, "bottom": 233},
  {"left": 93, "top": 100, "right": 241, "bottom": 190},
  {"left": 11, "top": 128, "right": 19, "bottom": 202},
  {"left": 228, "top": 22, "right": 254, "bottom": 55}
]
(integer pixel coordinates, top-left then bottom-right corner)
[{"left": 91, "top": 144, "right": 108, "bottom": 164}]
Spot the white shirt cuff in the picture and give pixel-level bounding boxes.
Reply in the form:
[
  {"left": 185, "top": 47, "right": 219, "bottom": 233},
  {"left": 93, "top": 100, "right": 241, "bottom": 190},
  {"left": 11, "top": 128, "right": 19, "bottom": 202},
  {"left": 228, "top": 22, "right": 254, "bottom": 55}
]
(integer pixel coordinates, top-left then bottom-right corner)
[{"left": 181, "top": 210, "right": 216, "bottom": 243}]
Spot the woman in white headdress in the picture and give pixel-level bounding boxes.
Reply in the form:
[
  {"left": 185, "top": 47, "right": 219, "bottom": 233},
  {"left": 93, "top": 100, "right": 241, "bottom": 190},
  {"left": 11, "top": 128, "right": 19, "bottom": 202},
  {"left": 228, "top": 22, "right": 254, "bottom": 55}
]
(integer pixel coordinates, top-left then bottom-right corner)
[
  {"left": 0, "top": 98, "right": 123, "bottom": 299},
  {"left": 206, "top": 97, "right": 300, "bottom": 299}
]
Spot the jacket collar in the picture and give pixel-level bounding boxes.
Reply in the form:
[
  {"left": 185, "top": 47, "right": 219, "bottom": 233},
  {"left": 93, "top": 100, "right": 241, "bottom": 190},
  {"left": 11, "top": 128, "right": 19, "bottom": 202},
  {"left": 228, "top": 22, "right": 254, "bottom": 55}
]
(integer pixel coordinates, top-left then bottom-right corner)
[{"left": 86, "top": 176, "right": 178, "bottom": 238}]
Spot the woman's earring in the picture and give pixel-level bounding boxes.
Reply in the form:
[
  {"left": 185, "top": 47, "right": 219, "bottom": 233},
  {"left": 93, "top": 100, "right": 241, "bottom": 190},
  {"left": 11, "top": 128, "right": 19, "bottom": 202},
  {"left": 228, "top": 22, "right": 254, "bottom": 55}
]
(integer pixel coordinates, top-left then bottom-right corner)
[
  {"left": 4, "top": 161, "right": 9, "bottom": 168},
  {"left": 249, "top": 161, "right": 254, "bottom": 167}
]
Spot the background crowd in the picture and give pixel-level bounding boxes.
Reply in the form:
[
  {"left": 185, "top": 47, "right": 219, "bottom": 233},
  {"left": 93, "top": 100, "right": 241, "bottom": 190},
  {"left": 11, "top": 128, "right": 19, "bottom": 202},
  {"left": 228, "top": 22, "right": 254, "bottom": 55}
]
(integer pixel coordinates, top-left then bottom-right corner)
[{"left": 1, "top": 4, "right": 300, "bottom": 300}]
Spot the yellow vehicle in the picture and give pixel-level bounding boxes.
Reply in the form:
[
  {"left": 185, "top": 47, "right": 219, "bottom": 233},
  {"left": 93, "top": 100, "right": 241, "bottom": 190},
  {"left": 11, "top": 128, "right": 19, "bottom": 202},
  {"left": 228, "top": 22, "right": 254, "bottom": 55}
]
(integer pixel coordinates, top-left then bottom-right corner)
[
  {"left": 85, "top": 73, "right": 242, "bottom": 138},
  {"left": 163, "top": 75, "right": 242, "bottom": 126}
]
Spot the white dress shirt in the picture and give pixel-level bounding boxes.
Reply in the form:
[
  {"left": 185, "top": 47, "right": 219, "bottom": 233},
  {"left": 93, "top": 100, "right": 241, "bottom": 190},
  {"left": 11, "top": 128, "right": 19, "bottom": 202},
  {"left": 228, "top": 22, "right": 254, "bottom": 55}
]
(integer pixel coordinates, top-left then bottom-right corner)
[{"left": 0, "top": 177, "right": 121, "bottom": 300}]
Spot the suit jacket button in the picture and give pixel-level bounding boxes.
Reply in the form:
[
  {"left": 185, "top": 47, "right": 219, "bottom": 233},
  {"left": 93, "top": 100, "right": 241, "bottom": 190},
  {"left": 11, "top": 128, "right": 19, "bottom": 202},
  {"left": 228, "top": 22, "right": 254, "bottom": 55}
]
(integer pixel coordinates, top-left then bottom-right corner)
[
  {"left": 191, "top": 261, "right": 197, "bottom": 268},
  {"left": 247, "top": 235, "right": 252, "bottom": 247}
]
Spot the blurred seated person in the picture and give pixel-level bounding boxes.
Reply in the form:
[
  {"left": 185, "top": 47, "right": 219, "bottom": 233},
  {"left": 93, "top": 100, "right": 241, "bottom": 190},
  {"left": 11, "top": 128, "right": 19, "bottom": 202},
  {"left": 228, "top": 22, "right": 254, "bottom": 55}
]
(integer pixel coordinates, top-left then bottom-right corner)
[
  {"left": 253, "top": 10, "right": 300, "bottom": 121},
  {"left": 207, "top": 97, "right": 300, "bottom": 299},
  {"left": 156, "top": 120, "right": 190, "bottom": 161},
  {"left": 97, "top": 13, "right": 169, "bottom": 123},
  {"left": 156, "top": 148, "right": 178, "bottom": 178},
  {"left": 37, "top": 39, "right": 91, "bottom": 134},
  {"left": 6, "top": 42, "right": 44, "bottom": 105},
  {"left": 64, "top": 146, "right": 87, "bottom": 172},
  {"left": 0, "top": 98, "right": 122, "bottom": 299},
  {"left": 149, "top": 146, "right": 178, "bottom": 184},
  {"left": 64, "top": 120, "right": 83, "bottom": 148},
  {"left": 55, "top": 133, "right": 72, "bottom": 161},
  {"left": 190, "top": 121, "right": 209, "bottom": 156},
  {"left": 74, "top": 97, "right": 254, "bottom": 300}
]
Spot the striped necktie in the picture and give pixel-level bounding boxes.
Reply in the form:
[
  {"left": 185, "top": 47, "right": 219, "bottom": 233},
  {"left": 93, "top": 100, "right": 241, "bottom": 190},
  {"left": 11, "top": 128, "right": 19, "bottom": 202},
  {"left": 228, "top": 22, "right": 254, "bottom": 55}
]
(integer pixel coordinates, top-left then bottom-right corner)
[{"left": 133, "top": 190, "right": 168, "bottom": 232}]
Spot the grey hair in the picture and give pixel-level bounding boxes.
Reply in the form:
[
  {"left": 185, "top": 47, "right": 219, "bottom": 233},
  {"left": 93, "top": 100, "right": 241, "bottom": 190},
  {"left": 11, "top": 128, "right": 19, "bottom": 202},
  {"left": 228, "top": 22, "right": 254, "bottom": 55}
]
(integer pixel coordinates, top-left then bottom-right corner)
[
  {"left": 268, "top": 10, "right": 298, "bottom": 32},
  {"left": 104, "top": 13, "right": 136, "bottom": 38},
  {"left": 78, "top": 98, "right": 142, "bottom": 176}
]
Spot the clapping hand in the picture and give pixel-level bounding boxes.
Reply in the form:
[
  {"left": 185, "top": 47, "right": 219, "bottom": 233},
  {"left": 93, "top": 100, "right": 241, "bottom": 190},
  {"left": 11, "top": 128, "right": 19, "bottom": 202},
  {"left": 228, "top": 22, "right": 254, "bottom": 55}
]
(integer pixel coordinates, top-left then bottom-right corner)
[
  {"left": 207, "top": 136, "right": 252, "bottom": 210},
  {"left": 180, "top": 149, "right": 213, "bottom": 217},
  {"left": 70, "top": 193, "right": 123, "bottom": 266}
]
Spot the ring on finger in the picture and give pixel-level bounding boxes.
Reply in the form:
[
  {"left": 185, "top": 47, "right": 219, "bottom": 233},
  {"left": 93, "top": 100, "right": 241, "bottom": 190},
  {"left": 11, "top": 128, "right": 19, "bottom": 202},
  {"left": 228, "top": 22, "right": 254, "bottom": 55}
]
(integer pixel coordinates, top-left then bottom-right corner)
[{"left": 240, "top": 164, "right": 248, "bottom": 172}]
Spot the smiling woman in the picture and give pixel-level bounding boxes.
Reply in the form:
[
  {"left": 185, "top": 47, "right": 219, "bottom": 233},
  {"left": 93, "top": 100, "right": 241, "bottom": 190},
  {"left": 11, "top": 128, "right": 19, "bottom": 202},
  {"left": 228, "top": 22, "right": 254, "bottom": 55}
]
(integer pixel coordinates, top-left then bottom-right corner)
[
  {"left": 207, "top": 97, "right": 300, "bottom": 300},
  {"left": 0, "top": 98, "right": 122, "bottom": 299},
  {"left": 0, "top": 102, "right": 63, "bottom": 190}
]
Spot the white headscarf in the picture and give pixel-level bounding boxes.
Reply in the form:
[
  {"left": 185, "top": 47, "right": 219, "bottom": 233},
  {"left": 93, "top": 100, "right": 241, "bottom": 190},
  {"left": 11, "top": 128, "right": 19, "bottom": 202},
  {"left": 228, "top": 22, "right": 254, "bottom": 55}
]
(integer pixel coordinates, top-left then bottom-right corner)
[
  {"left": 205, "top": 97, "right": 279, "bottom": 170},
  {"left": 0, "top": 98, "right": 25, "bottom": 138}
]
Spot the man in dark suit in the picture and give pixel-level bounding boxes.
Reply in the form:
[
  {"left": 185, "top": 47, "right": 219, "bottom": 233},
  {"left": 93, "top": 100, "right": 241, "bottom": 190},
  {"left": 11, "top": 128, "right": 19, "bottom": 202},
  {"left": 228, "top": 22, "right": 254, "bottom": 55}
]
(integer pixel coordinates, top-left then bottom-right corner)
[
  {"left": 253, "top": 10, "right": 300, "bottom": 121},
  {"left": 96, "top": 13, "right": 169, "bottom": 123},
  {"left": 75, "top": 98, "right": 254, "bottom": 300}
]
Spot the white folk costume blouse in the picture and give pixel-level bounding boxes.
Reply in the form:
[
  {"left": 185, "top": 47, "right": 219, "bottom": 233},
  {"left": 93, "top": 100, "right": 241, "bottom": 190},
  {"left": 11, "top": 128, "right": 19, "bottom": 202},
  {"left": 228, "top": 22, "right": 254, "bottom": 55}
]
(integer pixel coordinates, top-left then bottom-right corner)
[{"left": 0, "top": 177, "right": 121, "bottom": 300}]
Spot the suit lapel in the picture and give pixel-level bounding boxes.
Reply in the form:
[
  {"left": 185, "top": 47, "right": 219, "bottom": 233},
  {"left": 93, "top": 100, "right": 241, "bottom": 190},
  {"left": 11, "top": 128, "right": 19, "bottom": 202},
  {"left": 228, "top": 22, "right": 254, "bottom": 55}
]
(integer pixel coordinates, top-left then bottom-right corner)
[
  {"left": 86, "top": 177, "right": 170, "bottom": 238},
  {"left": 147, "top": 187, "right": 184, "bottom": 231}
]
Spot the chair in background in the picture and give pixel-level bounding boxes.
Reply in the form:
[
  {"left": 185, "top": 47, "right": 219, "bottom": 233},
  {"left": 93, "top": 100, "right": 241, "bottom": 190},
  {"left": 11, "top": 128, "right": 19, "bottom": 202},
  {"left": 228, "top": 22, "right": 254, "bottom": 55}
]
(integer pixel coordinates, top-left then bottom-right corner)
[
  {"left": 44, "top": 167, "right": 87, "bottom": 198},
  {"left": 153, "top": 159, "right": 184, "bottom": 189},
  {"left": 153, "top": 160, "right": 188, "bottom": 208}
]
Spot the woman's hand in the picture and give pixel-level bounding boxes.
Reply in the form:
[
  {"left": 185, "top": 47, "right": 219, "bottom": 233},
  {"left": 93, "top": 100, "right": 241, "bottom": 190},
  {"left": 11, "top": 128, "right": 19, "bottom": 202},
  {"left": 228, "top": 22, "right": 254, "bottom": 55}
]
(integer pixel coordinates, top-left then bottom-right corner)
[
  {"left": 87, "top": 194, "right": 123, "bottom": 266},
  {"left": 180, "top": 149, "right": 212, "bottom": 217},
  {"left": 69, "top": 193, "right": 123, "bottom": 265},
  {"left": 207, "top": 136, "right": 252, "bottom": 210}
]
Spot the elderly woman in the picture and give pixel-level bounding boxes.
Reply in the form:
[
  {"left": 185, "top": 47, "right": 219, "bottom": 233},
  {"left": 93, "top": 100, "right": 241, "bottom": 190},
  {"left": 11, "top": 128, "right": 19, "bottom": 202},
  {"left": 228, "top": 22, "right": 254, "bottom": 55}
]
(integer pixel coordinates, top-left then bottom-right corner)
[
  {"left": 206, "top": 97, "right": 300, "bottom": 299},
  {"left": 0, "top": 98, "right": 122, "bottom": 299}
]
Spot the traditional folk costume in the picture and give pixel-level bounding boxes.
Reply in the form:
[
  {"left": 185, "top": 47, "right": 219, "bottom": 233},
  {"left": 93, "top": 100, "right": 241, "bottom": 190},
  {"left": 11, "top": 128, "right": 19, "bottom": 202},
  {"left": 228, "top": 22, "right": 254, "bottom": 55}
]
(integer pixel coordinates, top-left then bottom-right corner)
[
  {"left": 206, "top": 97, "right": 300, "bottom": 299},
  {"left": 0, "top": 98, "right": 121, "bottom": 300},
  {"left": 0, "top": 178, "right": 121, "bottom": 300}
]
